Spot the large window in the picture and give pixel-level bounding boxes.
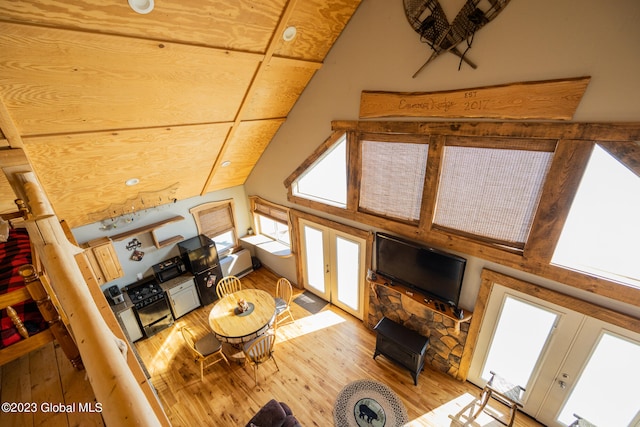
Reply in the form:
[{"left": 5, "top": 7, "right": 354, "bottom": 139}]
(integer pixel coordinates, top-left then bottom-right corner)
[
  {"left": 552, "top": 144, "right": 640, "bottom": 288},
  {"left": 190, "top": 200, "right": 238, "bottom": 255},
  {"left": 433, "top": 141, "right": 554, "bottom": 249},
  {"left": 292, "top": 134, "right": 347, "bottom": 208},
  {"left": 284, "top": 121, "right": 640, "bottom": 306},
  {"left": 359, "top": 139, "right": 428, "bottom": 222}
]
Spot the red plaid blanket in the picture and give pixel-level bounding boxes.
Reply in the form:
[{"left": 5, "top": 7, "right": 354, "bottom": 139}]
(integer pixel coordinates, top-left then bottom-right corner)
[{"left": 0, "top": 228, "right": 47, "bottom": 348}]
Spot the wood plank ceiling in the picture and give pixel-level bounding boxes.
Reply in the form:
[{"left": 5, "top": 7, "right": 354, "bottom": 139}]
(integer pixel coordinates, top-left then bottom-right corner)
[{"left": 0, "top": 0, "right": 362, "bottom": 227}]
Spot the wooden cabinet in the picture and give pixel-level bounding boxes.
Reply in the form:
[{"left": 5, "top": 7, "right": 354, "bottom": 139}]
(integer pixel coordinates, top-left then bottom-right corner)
[
  {"left": 166, "top": 277, "right": 200, "bottom": 319},
  {"left": 118, "top": 307, "right": 143, "bottom": 342},
  {"left": 83, "top": 237, "right": 124, "bottom": 285}
]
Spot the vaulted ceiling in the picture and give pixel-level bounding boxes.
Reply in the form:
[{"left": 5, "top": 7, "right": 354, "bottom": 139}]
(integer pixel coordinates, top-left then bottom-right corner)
[{"left": 0, "top": 0, "right": 362, "bottom": 227}]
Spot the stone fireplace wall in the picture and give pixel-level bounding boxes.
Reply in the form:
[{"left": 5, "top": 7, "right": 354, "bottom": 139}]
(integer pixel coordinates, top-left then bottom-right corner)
[{"left": 367, "top": 283, "right": 470, "bottom": 379}]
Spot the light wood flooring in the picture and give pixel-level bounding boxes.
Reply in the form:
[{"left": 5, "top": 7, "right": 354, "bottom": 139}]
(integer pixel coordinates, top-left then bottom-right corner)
[
  {"left": 0, "top": 339, "right": 103, "bottom": 427},
  {"left": 135, "top": 267, "right": 545, "bottom": 427}
]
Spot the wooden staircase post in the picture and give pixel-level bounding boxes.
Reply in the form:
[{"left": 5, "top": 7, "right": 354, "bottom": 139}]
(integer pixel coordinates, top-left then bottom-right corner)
[{"left": 18, "top": 264, "right": 83, "bottom": 370}]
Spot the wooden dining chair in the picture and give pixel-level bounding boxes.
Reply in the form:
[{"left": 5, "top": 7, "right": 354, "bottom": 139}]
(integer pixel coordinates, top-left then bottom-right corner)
[
  {"left": 216, "top": 275, "right": 242, "bottom": 299},
  {"left": 181, "top": 327, "right": 229, "bottom": 381},
  {"left": 242, "top": 331, "right": 279, "bottom": 386},
  {"left": 275, "top": 278, "right": 294, "bottom": 326}
]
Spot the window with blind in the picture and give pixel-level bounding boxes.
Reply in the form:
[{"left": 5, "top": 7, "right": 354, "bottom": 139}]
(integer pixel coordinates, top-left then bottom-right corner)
[
  {"left": 359, "top": 139, "right": 428, "bottom": 222},
  {"left": 433, "top": 143, "right": 554, "bottom": 249},
  {"left": 252, "top": 198, "right": 290, "bottom": 246},
  {"left": 189, "top": 200, "right": 237, "bottom": 254}
]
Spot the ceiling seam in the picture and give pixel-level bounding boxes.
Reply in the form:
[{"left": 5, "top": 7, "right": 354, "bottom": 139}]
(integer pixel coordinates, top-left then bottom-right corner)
[{"left": 200, "top": 0, "right": 301, "bottom": 195}]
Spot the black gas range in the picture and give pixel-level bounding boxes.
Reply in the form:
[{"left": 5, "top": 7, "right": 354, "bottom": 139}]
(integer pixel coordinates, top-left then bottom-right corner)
[
  {"left": 127, "top": 279, "right": 165, "bottom": 309},
  {"left": 126, "top": 278, "right": 173, "bottom": 337}
]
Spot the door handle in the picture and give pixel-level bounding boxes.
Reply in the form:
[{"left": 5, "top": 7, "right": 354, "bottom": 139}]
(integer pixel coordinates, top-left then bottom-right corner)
[{"left": 558, "top": 380, "right": 566, "bottom": 389}]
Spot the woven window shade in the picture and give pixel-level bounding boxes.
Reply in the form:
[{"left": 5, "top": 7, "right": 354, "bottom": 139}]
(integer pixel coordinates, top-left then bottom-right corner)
[
  {"left": 359, "top": 140, "right": 428, "bottom": 222},
  {"left": 253, "top": 200, "right": 288, "bottom": 223},
  {"left": 434, "top": 146, "right": 553, "bottom": 245},
  {"left": 197, "top": 204, "right": 233, "bottom": 237}
]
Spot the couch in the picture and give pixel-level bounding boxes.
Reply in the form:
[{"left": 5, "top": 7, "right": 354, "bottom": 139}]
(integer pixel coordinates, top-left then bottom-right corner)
[{"left": 245, "top": 399, "right": 301, "bottom": 427}]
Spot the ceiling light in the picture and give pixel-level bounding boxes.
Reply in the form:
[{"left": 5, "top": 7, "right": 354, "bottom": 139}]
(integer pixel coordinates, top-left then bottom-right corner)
[
  {"left": 125, "top": 178, "right": 140, "bottom": 186},
  {"left": 221, "top": 161, "right": 232, "bottom": 167},
  {"left": 128, "top": 0, "right": 154, "bottom": 14},
  {"left": 282, "top": 26, "right": 297, "bottom": 42}
]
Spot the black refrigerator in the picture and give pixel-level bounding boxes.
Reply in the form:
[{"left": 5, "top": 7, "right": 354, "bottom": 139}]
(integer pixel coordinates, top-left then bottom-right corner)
[{"left": 178, "top": 234, "right": 223, "bottom": 306}]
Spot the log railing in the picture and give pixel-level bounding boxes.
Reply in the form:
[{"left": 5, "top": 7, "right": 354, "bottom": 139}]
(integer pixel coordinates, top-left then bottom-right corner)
[{"left": 19, "top": 172, "right": 169, "bottom": 426}]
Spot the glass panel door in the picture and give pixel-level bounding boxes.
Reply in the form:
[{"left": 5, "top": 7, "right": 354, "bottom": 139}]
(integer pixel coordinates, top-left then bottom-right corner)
[
  {"left": 468, "top": 284, "right": 584, "bottom": 415},
  {"left": 536, "top": 318, "right": 640, "bottom": 427},
  {"left": 299, "top": 219, "right": 366, "bottom": 319},
  {"left": 558, "top": 332, "right": 640, "bottom": 426},
  {"left": 331, "top": 233, "right": 365, "bottom": 319},
  {"left": 480, "top": 295, "right": 559, "bottom": 388},
  {"left": 300, "top": 221, "right": 330, "bottom": 300}
]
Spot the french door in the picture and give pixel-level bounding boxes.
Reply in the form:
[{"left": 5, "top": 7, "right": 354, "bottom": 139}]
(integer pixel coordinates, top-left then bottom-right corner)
[
  {"left": 469, "top": 284, "right": 640, "bottom": 426},
  {"left": 298, "top": 219, "right": 366, "bottom": 319},
  {"left": 536, "top": 319, "right": 640, "bottom": 427}
]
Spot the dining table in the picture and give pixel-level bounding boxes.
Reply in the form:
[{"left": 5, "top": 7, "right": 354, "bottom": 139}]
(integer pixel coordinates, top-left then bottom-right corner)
[{"left": 208, "top": 288, "right": 276, "bottom": 346}]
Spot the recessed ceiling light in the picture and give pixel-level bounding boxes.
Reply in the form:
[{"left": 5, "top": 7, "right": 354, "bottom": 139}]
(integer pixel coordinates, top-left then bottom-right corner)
[
  {"left": 125, "top": 178, "right": 140, "bottom": 186},
  {"left": 221, "top": 161, "right": 232, "bottom": 167},
  {"left": 128, "top": 0, "right": 154, "bottom": 14},
  {"left": 282, "top": 26, "right": 297, "bottom": 42}
]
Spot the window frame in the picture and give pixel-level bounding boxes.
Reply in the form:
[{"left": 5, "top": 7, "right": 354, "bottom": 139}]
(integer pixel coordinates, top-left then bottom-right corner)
[
  {"left": 283, "top": 120, "right": 640, "bottom": 308},
  {"left": 431, "top": 136, "right": 557, "bottom": 251},
  {"left": 189, "top": 200, "right": 238, "bottom": 256},
  {"left": 249, "top": 196, "right": 291, "bottom": 247}
]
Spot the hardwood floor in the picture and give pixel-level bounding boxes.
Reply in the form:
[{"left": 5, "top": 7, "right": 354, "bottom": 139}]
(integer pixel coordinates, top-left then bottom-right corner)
[
  {"left": 0, "top": 266, "right": 546, "bottom": 426},
  {"left": 0, "top": 340, "right": 103, "bottom": 427},
  {"left": 135, "top": 267, "right": 545, "bottom": 427}
]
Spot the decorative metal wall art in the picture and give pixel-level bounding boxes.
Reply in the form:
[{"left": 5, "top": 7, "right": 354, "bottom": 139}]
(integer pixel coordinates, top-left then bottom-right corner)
[
  {"left": 91, "top": 183, "right": 179, "bottom": 231},
  {"left": 403, "top": 0, "right": 511, "bottom": 77}
]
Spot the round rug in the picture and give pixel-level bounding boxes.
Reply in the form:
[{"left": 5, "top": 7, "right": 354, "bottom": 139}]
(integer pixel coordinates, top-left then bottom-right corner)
[{"left": 333, "top": 379, "right": 408, "bottom": 427}]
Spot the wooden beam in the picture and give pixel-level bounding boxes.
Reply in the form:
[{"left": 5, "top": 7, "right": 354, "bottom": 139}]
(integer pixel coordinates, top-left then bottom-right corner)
[
  {"left": 359, "top": 77, "right": 591, "bottom": 120},
  {"left": 332, "top": 120, "right": 640, "bottom": 141},
  {"left": 0, "top": 94, "right": 24, "bottom": 148},
  {"left": 524, "top": 139, "right": 594, "bottom": 261}
]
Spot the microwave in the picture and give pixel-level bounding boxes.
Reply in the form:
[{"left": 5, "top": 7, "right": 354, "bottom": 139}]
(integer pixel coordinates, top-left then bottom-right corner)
[
  {"left": 152, "top": 256, "right": 186, "bottom": 283},
  {"left": 178, "top": 234, "right": 220, "bottom": 274}
]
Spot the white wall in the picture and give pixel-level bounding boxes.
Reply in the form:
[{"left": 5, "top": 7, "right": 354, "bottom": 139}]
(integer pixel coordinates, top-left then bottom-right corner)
[
  {"left": 72, "top": 186, "right": 250, "bottom": 290},
  {"left": 244, "top": 0, "right": 640, "bottom": 316}
]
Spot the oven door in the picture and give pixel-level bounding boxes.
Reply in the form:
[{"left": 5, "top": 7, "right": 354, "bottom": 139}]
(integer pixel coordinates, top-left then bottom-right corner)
[{"left": 136, "top": 298, "right": 174, "bottom": 338}]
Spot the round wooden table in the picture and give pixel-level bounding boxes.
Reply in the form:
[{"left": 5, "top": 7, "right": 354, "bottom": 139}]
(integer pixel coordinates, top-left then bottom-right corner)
[{"left": 208, "top": 289, "right": 276, "bottom": 345}]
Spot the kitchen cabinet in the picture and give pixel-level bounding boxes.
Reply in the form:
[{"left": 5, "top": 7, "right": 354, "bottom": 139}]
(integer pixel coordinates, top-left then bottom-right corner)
[
  {"left": 166, "top": 276, "right": 200, "bottom": 319},
  {"left": 118, "top": 307, "right": 143, "bottom": 342},
  {"left": 82, "top": 237, "right": 124, "bottom": 285}
]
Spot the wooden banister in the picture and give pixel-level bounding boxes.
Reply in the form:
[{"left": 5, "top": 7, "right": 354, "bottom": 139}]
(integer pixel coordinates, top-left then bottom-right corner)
[{"left": 20, "top": 173, "right": 169, "bottom": 426}]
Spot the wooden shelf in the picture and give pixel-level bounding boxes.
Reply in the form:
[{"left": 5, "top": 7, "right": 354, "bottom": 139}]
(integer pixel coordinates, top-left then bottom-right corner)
[
  {"left": 369, "top": 277, "right": 472, "bottom": 326},
  {"left": 110, "top": 215, "right": 185, "bottom": 249}
]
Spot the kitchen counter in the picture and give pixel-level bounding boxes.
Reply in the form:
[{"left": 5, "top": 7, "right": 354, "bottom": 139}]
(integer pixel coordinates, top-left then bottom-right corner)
[
  {"left": 158, "top": 272, "right": 195, "bottom": 293},
  {"left": 108, "top": 289, "right": 134, "bottom": 314}
]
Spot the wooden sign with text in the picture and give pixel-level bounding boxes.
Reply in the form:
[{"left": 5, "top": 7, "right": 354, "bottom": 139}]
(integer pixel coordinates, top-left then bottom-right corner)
[{"left": 359, "top": 77, "right": 590, "bottom": 120}]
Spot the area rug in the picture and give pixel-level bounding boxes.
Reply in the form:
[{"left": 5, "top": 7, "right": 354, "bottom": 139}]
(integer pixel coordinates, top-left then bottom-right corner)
[
  {"left": 333, "top": 379, "right": 408, "bottom": 427},
  {"left": 293, "top": 290, "right": 328, "bottom": 314}
]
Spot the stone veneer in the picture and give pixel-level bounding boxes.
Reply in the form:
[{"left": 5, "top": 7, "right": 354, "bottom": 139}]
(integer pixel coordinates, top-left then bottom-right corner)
[{"left": 367, "top": 283, "right": 470, "bottom": 379}]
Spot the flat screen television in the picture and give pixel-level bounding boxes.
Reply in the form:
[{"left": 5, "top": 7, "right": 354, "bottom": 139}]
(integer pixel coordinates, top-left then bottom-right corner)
[{"left": 375, "top": 232, "right": 466, "bottom": 307}]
